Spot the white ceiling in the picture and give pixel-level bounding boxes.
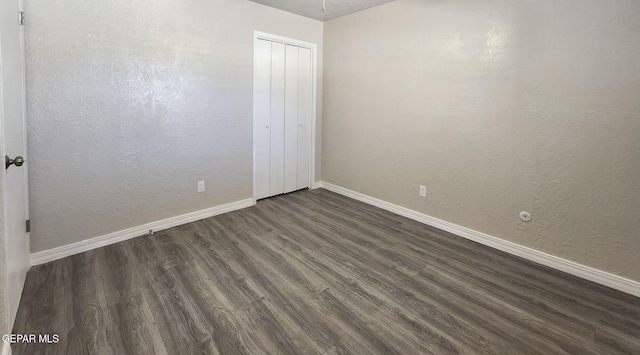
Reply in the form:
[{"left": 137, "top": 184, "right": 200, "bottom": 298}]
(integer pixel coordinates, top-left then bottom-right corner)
[{"left": 248, "top": 0, "right": 395, "bottom": 21}]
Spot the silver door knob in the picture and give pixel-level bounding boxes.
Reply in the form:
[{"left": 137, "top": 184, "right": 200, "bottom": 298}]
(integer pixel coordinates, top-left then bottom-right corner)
[{"left": 5, "top": 155, "right": 24, "bottom": 169}]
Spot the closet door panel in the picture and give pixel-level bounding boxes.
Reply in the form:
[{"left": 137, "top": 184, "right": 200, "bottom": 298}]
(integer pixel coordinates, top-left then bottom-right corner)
[
  {"left": 284, "top": 45, "right": 300, "bottom": 194},
  {"left": 297, "top": 47, "right": 312, "bottom": 190},
  {"left": 254, "top": 39, "right": 272, "bottom": 200},
  {"left": 269, "top": 42, "right": 286, "bottom": 196}
]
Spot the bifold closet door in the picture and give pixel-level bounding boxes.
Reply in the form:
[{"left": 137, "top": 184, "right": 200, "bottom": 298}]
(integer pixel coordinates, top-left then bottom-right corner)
[
  {"left": 254, "top": 39, "right": 271, "bottom": 200},
  {"left": 283, "top": 45, "right": 312, "bottom": 193},
  {"left": 253, "top": 39, "right": 286, "bottom": 199},
  {"left": 269, "top": 42, "right": 286, "bottom": 197},
  {"left": 296, "top": 47, "right": 311, "bottom": 190},
  {"left": 254, "top": 40, "right": 311, "bottom": 200},
  {"left": 284, "top": 45, "right": 299, "bottom": 193}
]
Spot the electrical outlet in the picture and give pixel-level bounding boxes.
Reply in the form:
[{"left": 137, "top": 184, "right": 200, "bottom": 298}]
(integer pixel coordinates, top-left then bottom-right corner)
[
  {"left": 419, "top": 185, "right": 427, "bottom": 197},
  {"left": 198, "top": 180, "right": 205, "bottom": 193}
]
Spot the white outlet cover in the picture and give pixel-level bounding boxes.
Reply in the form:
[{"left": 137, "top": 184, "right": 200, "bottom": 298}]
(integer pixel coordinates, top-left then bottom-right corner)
[{"left": 519, "top": 211, "right": 532, "bottom": 222}]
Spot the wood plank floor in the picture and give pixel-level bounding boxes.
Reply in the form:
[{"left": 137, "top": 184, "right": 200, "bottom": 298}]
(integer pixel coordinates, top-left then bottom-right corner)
[{"left": 12, "top": 188, "right": 640, "bottom": 355}]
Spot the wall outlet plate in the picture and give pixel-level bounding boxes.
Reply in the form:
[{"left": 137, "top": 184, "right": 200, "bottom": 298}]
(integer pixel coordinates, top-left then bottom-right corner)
[
  {"left": 419, "top": 185, "right": 427, "bottom": 197},
  {"left": 198, "top": 180, "right": 205, "bottom": 193}
]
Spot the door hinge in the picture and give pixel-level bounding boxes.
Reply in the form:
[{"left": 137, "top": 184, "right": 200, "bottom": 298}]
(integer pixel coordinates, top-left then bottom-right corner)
[
  {"left": 19, "top": 11, "right": 24, "bottom": 26},
  {"left": 26, "top": 219, "right": 30, "bottom": 233}
]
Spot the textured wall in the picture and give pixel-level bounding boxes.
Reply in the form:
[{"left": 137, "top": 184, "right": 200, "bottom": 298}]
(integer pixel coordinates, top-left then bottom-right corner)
[
  {"left": 26, "top": 0, "right": 323, "bottom": 252},
  {"left": 323, "top": 0, "right": 640, "bottom": 281}
]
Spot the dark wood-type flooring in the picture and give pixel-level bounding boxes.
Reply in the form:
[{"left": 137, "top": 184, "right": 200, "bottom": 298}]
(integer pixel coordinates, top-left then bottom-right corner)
[{"left": 12, "top": 189, "right": 640, "bottom": 354}]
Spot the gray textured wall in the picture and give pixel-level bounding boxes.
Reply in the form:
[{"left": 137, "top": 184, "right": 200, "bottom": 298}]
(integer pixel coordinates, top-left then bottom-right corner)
[
  {"left": 323, "top": 0, "right": 640, "bottom": 280},
  {"left": 25, "top": 0, "right": 323, "bottom": 252}
]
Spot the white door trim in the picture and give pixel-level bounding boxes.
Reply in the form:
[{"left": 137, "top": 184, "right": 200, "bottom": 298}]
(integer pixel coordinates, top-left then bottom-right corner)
[
  {"left": 0, "top": 23, "right": 8, "bottom": 341},
  {"left": 1, "top": 341, "right": 12, "bottom": 355},
  {"left": 19, "top": 0, "right": 29, "bottom": 252},
  {"left": 0, "top": 0, "right": 30, "bottom": 331},
  {"left": 252, "top": 31, "right": 318, "bottom": 203}
]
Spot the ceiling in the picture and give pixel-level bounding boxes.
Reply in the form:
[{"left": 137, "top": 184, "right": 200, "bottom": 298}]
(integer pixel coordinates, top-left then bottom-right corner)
[{"left": 248, "top": 0, "right": 395, "bottom": 21}]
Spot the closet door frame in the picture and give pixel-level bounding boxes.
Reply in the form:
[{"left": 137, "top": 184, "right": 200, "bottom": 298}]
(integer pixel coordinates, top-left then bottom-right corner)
[{"left": 252, "top": 31, "right": 318, "bottom": 204}]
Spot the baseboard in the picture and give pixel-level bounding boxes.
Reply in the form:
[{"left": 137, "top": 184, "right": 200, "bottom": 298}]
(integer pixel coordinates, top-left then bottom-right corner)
[
  {"left": 30, "top": 198, "right": 255, "bottom": 266},
  {"left": 318, "top": 182, "right": 640, "bottom": 297},
  {"left": 1, "top": 342, "right": 11, "bottom": 355}
]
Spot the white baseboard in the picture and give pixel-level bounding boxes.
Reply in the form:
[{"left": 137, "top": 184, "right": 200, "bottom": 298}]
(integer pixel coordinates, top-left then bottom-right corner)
[
  {"left": 30, "top": 198, "right": 255, "bottom": 266},
  {"left": 1, "top": 342, "right": 11, "bottom": 355},
  {"left": 318, "top": 182, "right": 640, "bottom": 297}
]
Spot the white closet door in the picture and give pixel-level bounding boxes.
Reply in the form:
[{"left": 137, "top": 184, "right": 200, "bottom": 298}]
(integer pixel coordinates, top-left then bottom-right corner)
[
  {"left": 284, "top": 45, "right": 299, "bottom": 194},
  {"left": 297, "top": 47, "right": 312, "bottom": 190},
  {"left": 254, "top": 39, "right": 272, "bottom": 200},
  {"left": 254, "top": 38, "right": 313, "bottom": 200},
  {"left": 269, "top": 42, "right": 286, "bottom": 196}
]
